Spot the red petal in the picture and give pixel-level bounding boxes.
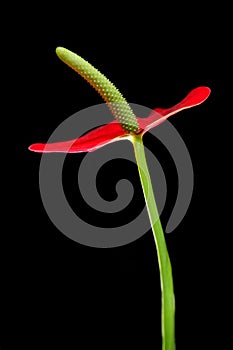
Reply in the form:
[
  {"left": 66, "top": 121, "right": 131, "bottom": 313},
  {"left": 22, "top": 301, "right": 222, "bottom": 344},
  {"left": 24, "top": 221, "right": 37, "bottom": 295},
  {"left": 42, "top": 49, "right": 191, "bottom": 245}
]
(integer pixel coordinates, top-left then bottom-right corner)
[
  {"left": 138, "top": 86, "right": 211, "bottom": 133},
  {"left": 29, "top": 121, "right": 127, "bottom": 153},
  {"left": 29, "top": 87, "right": 211, "bottom": 153}
]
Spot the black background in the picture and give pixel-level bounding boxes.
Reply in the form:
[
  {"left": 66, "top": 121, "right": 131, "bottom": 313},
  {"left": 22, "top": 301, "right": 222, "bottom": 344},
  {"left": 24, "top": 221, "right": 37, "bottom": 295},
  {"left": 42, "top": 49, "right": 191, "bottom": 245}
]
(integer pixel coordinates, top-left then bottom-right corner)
[{"left": 1, "top": 3, "right": 230, "bottom": 349}]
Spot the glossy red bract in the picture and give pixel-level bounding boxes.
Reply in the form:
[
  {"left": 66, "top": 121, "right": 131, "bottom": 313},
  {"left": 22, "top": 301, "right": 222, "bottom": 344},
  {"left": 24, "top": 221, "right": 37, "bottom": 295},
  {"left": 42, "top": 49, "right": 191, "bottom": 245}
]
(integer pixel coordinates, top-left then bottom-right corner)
[{"left": 29, "top": 87, "right": 210, "bottom": 153}]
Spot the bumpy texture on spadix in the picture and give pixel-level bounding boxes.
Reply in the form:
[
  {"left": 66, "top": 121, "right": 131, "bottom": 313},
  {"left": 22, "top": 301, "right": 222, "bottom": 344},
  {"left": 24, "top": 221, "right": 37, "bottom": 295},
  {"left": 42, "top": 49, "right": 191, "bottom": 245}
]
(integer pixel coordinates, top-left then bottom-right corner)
[{"left": 56, "top": 47, "right": 139, "bottom": 132}]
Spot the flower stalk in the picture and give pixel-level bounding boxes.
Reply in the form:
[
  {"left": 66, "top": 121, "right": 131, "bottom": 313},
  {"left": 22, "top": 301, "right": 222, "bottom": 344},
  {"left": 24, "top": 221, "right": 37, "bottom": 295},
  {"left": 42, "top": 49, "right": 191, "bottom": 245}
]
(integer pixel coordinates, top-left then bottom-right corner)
[{"left": 132, "top": 134, "right": 175, "bottom": 350}]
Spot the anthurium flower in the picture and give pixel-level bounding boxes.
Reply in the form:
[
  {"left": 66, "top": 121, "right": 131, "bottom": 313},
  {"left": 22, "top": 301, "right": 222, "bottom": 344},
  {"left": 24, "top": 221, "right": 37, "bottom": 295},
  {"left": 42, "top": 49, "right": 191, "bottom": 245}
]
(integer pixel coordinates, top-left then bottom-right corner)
[
  {"left": 29, "top": 47, "right": 211, "bottom": 350},
  {"left": 29, "top": 86, "right": 210, "bottom": 153}
]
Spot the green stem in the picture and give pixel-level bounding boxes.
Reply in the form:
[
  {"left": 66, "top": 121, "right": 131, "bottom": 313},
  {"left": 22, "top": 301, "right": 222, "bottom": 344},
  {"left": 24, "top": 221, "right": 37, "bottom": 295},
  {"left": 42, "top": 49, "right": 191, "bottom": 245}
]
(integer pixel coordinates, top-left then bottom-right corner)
[{"left": 131, "top": 134, "right": 175, "bottom": 350}]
